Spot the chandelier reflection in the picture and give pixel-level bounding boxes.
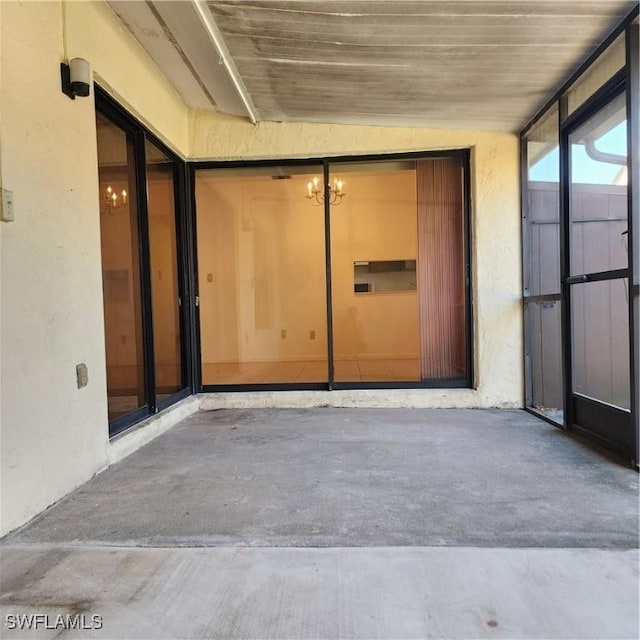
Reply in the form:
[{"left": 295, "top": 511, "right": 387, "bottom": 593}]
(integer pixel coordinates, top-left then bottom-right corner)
[
  {"left": 305, "top": 176, "right": 346, "bottom": 205},
  {"left": 102, "top": 185, "right": 128, "bottom": 215}
]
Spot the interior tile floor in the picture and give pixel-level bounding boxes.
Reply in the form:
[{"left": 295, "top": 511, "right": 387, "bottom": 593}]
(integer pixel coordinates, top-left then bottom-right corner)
[
  {"left": 1, "top": 408, "right": 638, "bottom": 639},
  {"left": 202, "top": 358, "right": 421, "bottom": 384}
]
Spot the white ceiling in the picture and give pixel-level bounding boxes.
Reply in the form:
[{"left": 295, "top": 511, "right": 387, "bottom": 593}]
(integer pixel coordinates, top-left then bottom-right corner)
[{"left": 109, "top": 0, "right": 637, "bottom": 132}]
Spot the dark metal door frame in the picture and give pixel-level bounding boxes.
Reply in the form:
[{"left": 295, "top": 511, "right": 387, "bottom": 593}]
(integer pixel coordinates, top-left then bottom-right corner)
[
  {"left": 190, "top": 150, "right": 474, "bottom": 393},
  {"left": 560, "top": 80, "right": 635, "bottom": 459},
  {"left": 96, "top": 86, "right": 193, "bottom": 438}
]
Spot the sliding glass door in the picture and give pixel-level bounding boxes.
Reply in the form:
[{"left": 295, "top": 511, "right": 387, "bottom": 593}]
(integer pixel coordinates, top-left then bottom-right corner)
[
  {"left": 96, "top": 88, "right": 189, "bottom": 436},
  {"left": 194, "top": 152, "right": 471, "bottom": 390}
]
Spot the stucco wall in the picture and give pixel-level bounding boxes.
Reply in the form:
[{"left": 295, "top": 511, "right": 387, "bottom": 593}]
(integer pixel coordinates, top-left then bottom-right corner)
[
  {"left": 0, "top": 1, "right": 190, "bottom": 536},
  {"left": 65, "top": 2, "right": 189, "bottom": 157},
  {"left": 192, "top": 111, "right": 523, "bottom": 407},
  {"left": 0, "top": 0, "right": 522, "bottom": 536}
]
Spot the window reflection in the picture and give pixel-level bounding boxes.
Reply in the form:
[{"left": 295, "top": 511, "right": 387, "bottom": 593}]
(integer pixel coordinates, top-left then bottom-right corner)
[
  {"left": 146, "top": 140, "right": 184, "bottom": 400},
  {"left": 570, "top": 93, "right": 628, "bottom": 275},
  {"left": 96, "top": 112, "right": 147, "bottom": 421}
]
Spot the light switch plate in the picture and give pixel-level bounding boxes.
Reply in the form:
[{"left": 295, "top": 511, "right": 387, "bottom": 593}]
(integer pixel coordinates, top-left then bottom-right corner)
[{"left": 0, "top": 189, "right": 14, "bottom": 222}]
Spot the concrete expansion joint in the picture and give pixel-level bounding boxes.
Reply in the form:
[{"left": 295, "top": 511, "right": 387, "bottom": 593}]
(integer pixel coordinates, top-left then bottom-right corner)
[{"left": 1, "top": 408, "right": 638, "bottom": 638}]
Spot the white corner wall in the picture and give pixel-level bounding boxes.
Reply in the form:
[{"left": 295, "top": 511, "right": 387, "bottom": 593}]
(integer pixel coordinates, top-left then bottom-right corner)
[
  {"left": 0, "top": 1, "right": 190, "bottom": 536},
  {"left": 191, "top": 112, "right": 524, "bottom": 408}
]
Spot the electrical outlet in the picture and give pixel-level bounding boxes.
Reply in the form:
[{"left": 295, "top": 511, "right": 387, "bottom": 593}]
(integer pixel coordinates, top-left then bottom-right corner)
[
  {"left": 310, "top": 330, "right": 316, "bottom": 340},
  {"left": 76, "top": 363, "right": 88, "bottom": 389},
  {"left": 281, "top": 329, "right": 287, "bottom": 339},
  {"left": 207, "top": 273, "right": 213, "bottom": 283},
  {"left": 0, "top": 188, "right": 15, "bottom": 222}
]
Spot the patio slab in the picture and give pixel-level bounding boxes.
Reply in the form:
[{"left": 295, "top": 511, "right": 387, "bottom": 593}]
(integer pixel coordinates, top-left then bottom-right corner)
[{"left": 3, "top": 408, "right": 637, "bottom": 548}]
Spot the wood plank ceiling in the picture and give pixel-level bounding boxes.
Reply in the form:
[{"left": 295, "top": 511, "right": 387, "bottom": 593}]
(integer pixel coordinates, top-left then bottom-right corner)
[{"left": 112, "top": 0, "right": 638, "bottom": 131}]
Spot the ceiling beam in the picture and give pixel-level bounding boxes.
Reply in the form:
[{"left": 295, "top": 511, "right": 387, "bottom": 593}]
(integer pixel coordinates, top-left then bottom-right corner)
[{"left": 192, "top": 0, "right": 259, "bottom": 124}]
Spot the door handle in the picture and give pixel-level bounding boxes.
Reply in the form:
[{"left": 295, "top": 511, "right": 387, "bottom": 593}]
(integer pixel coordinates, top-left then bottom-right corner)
[{"left": 566, "top": 274, "right": 589, "bottom": 285}]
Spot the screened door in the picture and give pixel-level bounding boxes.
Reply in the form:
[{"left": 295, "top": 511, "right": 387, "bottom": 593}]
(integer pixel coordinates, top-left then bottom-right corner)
[{"left": 564, "top": 91, "right": 633, "bottom": 454}]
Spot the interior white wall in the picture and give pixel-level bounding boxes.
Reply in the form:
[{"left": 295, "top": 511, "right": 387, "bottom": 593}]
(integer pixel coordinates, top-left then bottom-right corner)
[{"left": 0, "top": 1, "right": 108, "bottom": 536}]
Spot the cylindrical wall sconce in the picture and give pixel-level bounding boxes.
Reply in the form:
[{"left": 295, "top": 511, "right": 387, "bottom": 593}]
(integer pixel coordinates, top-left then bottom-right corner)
[{"left": 61, "top": 57, "right": 91, "bottom": 100}]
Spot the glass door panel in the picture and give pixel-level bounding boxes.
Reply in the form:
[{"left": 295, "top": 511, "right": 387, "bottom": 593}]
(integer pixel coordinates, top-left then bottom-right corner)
[
  {"left": 195, "top": 165, "right": 328, "bottom": 385},
  {"left": 329, "top": 161, "right": 420, "bottom": 382},
  {"left": 146, "top": 140, "right": 185, "bottom": 402},
  {"left": 329, "top": 158, "right": 467, "bottom": 384},
  {"left": 96, "top": 112, "right": 147, "bottom": 421}
]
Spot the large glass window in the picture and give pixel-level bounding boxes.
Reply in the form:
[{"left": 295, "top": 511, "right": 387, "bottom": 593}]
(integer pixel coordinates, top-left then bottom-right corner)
[{"left": 195, "top": 166, "right": 329, "bottom": 385}]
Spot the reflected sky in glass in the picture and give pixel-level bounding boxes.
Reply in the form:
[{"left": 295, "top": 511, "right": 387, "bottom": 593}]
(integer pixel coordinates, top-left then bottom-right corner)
[{"left": 530, "top": 121, "right": 627, "bottom": 185}]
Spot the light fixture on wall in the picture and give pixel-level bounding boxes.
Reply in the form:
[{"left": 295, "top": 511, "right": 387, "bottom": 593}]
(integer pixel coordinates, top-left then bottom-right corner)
[
  {"left": 60, "top": 58, "right": 91, "bottom": 100},
  {"left": 305, "top": 176, "right": 346, "bottom": 205},
  {"left": 101, "top": 185, "right": 127, "bottom": 215}
]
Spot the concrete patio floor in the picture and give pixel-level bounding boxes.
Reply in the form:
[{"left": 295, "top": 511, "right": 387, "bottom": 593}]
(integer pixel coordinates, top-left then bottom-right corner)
[{"left": 1, "top": 408, "right": 638, "bottom": 638}]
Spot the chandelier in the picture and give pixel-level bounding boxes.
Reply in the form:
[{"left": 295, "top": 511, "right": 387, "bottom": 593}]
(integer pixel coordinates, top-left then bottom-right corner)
[
  {"left": 103, "top": 185, "right": 128, "bottom": 215},
  {"left": 305, "top": 176, "right": 346, "bottom": 205}
]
